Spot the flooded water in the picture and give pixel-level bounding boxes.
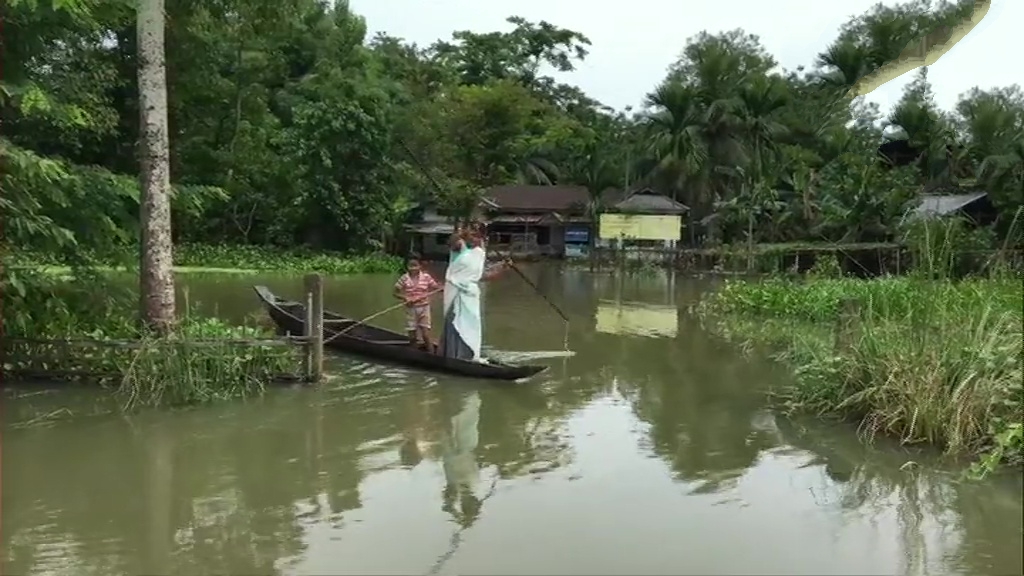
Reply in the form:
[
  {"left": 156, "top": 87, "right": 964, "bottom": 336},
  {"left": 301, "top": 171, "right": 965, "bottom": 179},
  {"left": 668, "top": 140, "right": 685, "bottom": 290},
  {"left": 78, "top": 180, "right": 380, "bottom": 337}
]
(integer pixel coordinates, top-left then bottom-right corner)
[{"left": 3, "top": 267, "right": 1022, "bottom": 576}]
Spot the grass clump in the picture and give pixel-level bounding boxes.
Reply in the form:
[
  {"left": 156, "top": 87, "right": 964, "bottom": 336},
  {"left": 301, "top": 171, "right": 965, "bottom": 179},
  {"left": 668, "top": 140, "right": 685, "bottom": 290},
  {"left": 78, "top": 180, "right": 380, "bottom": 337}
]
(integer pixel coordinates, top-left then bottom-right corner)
[
  {"left": 114, "top": 318, "right": 302, "bottom": 410},
  {"left": 699, "top": 274, "right": 1023, "bottom": 476}
]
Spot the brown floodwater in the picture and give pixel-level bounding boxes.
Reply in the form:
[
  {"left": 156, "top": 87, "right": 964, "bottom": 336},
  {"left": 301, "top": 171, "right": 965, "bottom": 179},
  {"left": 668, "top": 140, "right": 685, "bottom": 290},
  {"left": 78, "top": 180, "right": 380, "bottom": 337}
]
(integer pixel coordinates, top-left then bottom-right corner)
[{"left": 3, "top": 266, "right": 1022, "bottom": 576}]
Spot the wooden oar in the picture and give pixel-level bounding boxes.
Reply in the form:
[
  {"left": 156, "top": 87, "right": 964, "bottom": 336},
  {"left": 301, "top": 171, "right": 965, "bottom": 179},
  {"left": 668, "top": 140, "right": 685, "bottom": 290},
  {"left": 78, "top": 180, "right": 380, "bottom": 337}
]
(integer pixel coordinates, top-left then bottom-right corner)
[
  {"left": 324, "top": 286, "right": 445, "bottom": 344},
  {"left": 494, "top": 253, "right": 571, "bottom": 353},
  {"left": 497, "top": 256, "right": 569, "bottom": 322}
]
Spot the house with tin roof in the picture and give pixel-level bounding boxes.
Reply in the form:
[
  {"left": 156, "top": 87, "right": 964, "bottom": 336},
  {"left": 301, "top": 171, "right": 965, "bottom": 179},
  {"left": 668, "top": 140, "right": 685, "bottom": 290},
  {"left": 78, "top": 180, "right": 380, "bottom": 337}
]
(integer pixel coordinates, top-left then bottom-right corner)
[
  {"left": 602, "top": 187, "right": 689, "bottom": 215},
  {"left": 482, "top": 184, "right": 593, "bottom": 258},
  {"left": 404, "top": 184, "right": 592, "bottom": 259},
  {"left": 594, "top": 187, "right": 690, "bottom": 252},
  {"left": 405, "top": 184, "right": 691, "bottom": 259},
  {"left": 906, "top": 190, "right": 996, "bottom": 225}
]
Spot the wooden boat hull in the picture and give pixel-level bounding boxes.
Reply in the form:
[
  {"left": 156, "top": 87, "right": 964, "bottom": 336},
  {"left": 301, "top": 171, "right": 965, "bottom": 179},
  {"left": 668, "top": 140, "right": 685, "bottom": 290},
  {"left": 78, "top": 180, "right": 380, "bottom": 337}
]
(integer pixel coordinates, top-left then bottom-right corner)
[{"left": 252, "top": 286, "right": 548, "bottom": 381}]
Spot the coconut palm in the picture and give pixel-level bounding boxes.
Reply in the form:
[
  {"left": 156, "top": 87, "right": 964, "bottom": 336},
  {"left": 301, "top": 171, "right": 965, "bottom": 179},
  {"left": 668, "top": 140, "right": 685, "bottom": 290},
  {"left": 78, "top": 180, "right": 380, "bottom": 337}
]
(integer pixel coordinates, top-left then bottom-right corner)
[{"left": 957, "top": 88, "right": 1024, "bottom": 214}]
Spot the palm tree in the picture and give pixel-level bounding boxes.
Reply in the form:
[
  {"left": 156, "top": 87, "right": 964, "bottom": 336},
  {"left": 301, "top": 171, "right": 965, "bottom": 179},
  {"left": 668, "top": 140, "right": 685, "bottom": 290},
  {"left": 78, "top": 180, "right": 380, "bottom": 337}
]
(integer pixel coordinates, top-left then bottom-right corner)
[
  {"left": 641, "top": 81, "right": 709, "bottom": 203},
  {"left": 737, "top": 74, "right": 790, "bottom": 178},
  {"left": 817, "top": 40, "right": 873, "bottom": 91},
  {"left": 886, "top": 69, "right": 956, "bottom": 187},
  {"left": 564, "top": 140, "right": 621, "bottom": 221},
  {"left": 958, "top": 90, "right": 1024, "bottom": 217},
  {"left": 978, "top": 135, "right": 1024, "bottom": 234},
  {"left": 733, "top": 75, "right": 791, "bottom": 244}
]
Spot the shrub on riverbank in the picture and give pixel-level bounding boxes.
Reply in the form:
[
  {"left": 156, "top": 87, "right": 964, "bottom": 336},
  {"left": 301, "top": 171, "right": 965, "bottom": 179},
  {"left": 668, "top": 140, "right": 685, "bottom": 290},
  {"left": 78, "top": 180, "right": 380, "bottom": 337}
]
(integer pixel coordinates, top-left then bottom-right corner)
[
  {"left": 2, "top": 270, "right": 301, "bottom": 408},
  {"left": 699, "top": 276, "right": 1023, "bottom": 476},
  {"left": 10, "top": 243, "right": 404, "bottom": 275}
]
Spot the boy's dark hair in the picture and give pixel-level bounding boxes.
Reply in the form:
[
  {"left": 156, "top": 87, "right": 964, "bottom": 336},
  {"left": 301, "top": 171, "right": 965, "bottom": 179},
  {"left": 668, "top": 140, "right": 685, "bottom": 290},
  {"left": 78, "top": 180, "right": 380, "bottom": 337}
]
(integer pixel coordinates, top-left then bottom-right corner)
[{"left": 406, "top": 252, "right": 422, "bottom": 263}]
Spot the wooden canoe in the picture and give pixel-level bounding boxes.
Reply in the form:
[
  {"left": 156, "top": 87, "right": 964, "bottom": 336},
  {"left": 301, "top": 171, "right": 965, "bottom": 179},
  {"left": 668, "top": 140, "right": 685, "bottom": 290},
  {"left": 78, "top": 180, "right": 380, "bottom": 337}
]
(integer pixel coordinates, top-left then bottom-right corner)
[{"left": 252, "top": 285, "right": 548, "bottom": 381}]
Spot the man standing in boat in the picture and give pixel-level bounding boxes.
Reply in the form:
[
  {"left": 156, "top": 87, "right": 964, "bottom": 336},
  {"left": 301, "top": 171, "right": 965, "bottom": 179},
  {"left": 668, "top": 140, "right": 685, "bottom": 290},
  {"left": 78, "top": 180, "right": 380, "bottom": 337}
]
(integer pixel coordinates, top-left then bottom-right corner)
[{"left": 441, "top": 222, "right": 507, "bottom": 362}]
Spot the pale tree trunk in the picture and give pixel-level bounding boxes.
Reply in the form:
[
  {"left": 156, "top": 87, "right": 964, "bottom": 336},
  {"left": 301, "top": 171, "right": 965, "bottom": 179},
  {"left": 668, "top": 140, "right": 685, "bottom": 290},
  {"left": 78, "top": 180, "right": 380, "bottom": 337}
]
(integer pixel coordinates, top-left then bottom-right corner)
[{"left": 137, "top": 0, "right": 176, "bottom": 334}]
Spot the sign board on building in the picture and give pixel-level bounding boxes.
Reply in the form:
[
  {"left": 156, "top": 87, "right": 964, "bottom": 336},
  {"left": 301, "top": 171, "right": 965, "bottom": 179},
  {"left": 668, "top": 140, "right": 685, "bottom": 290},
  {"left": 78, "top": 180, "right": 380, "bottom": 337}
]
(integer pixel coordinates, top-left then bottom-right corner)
[
  {"left": 599, "top": 214, "right": 681, "bottom": 241},
  {"left": 564, "top": 227, "right": 590, "bottom": 244}
]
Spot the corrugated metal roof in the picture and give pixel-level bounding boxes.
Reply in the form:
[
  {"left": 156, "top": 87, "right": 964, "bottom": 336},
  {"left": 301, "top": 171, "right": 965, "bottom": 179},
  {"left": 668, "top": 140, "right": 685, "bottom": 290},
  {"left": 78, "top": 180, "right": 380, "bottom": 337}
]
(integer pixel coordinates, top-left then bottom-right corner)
[
  {"left": 911, "top": 192, "right": 987, "bottom": 218},
  {"left": 485, "top": 185, "right": 590, "bottom": 211},
  {"left": 488, "top": 215, "right": 546, "bottom": 224},
  {"left": 405, "top": 223, "right": 455, "bottom": 234},
  {"left": 614, "top": 192, "right": 689, "bottom": 214}
]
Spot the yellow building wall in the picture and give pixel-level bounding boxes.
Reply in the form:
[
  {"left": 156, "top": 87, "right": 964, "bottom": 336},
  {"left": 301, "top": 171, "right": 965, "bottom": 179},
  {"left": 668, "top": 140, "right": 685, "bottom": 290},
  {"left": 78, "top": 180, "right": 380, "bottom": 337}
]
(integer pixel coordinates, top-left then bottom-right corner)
[{"left": 599, "top": 214, "right": 681, "bottom": 241}]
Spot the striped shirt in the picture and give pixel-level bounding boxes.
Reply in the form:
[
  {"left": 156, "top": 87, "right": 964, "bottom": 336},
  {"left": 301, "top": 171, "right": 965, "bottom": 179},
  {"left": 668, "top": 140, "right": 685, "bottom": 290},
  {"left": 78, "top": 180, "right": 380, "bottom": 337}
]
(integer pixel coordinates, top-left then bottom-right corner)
[{"left": 395, "top": 271, "right": 440, "bottom": 305}]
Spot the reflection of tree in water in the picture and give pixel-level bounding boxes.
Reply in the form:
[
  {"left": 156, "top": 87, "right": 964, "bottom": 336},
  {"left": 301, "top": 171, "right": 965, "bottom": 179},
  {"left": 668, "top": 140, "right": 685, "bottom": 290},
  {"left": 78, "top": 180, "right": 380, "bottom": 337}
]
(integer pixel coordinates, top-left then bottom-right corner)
[
  {"left": 3, "top": 416, "right": 170, "bottom": 576},
  {"left": 775, "top": 417, "right": 1024, "bottom": 576},
  {"left": 2, "top": 389, "right": 390, "bottom": 576},
  {"left": 204, "top": 417, "right": 318, "bottom": 572},
  {"left": 616, "top": 318, "right": 780, "bottom": 492},
  {"left": 485, "top": 387, "right": 582, "bottom": 476},
  {"left": 136, "top": 405, "right": 319, "bottom": 574},
  {"left": 174, "top": 388, "right": 405, "bottom": 574},
  {"left": 948, "top": 476, "right": 1023, "bottom": 576}
]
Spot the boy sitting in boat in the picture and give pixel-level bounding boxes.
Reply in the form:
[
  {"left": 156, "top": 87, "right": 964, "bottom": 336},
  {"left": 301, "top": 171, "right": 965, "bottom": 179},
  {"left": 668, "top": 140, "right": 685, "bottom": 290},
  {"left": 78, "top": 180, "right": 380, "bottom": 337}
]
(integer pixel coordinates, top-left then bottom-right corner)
[{"left": 393, "top": 253, "right": 441, "bottom": 352}]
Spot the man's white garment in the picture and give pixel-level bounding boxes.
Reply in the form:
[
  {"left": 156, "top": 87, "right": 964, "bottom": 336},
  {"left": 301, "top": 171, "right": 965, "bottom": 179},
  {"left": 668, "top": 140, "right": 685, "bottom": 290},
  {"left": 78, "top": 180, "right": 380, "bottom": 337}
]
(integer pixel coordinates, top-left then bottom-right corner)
[
  {"left": 443, "top": 245, "right": 485, "bottom": 361},
  {"left": 442, "top": 391, "right": 481, "bottom": 492}
]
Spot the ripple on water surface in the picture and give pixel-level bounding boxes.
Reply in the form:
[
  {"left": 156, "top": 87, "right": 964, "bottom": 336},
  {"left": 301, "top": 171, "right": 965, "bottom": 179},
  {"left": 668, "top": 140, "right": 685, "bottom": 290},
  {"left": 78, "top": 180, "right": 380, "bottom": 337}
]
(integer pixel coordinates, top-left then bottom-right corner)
[{"left": 2, "top": 271, "right": 1022, "bottom": 576}]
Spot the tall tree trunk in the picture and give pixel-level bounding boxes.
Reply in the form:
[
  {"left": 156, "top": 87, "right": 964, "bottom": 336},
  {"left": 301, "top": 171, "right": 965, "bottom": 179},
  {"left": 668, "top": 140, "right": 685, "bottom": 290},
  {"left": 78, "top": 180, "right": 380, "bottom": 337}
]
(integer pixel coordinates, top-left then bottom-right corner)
[{"left": 137, "top": 0, "right": 176, "bottom": 334}]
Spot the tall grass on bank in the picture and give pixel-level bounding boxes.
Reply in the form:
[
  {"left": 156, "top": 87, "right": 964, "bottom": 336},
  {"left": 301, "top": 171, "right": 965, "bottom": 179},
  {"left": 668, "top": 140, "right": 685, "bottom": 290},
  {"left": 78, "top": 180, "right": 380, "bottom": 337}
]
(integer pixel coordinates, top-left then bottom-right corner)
[
  {"left": 10, "top": 243, "right": 404, "bottom": 275},
  {"left": 114, "top": 321, "right": 302, "bottom": 410},
  {"left": 699, "top": 274, "right": 1023, "bottom": 476},
  {"left": 2, "top": 269, "right": 301, "bottom": 409}
]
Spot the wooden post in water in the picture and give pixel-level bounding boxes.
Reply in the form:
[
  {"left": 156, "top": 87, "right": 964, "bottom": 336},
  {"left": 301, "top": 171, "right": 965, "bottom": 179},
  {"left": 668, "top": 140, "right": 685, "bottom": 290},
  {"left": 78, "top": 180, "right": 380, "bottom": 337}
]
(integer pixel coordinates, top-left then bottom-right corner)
[{"left": 303, "top": 273, "right": 324, "bottom": 383}]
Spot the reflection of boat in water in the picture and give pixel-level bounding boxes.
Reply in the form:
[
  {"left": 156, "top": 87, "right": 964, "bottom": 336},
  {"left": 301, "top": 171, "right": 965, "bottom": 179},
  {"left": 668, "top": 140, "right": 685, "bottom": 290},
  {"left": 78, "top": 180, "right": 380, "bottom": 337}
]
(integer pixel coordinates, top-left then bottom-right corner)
[{"left": 595, "top": 300, "right": 679, "bottom": 338}]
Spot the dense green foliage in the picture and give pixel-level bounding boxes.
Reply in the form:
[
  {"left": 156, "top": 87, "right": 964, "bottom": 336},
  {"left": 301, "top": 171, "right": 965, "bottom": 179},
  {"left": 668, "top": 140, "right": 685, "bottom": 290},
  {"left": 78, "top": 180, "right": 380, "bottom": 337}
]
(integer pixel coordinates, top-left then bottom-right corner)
[
  {"left": 3, "top": 0, "right": 1020, "bottom": 269},
  {"left": 699, "top": 263, "right": 1023, "bottom": 475},
  {"left": 2, "top": 0, "right": 1021, "bottom": 414}
]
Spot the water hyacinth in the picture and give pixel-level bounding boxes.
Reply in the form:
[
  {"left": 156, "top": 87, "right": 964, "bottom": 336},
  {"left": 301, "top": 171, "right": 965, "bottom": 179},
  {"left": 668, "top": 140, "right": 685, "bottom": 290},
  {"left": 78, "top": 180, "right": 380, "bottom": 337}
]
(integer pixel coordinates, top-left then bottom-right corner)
[{"left": 10, "top": 243, "right": 405, "bottom": 275}]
